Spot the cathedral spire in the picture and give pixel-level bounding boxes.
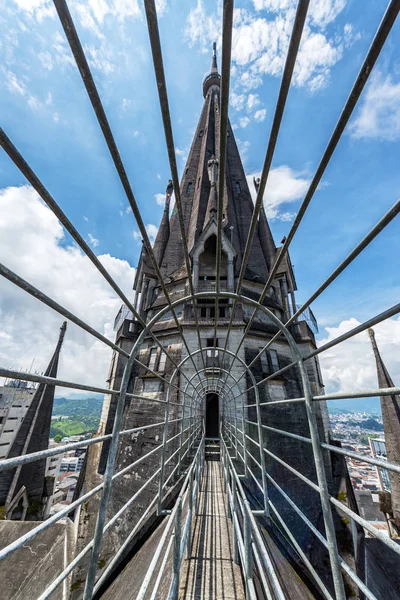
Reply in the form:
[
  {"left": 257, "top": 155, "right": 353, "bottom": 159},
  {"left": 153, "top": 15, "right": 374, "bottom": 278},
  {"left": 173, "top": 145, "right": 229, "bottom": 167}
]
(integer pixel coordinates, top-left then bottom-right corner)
[
  {"left": 0, "top": 321, "right": 67, "bottom": 521},
  {"left": 211, "top": 41, "right": 218, "bottom": 73},
  {"left": 153, "top": 179, "right": 173, "bottom": 266},
  {"left": 368, "top": 327, "right": 400, "bottom": 535}
]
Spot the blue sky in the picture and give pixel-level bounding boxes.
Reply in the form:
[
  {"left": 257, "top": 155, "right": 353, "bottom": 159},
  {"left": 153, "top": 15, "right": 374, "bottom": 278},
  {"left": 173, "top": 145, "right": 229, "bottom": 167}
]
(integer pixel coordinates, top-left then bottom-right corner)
[{"left": 0, "top": 0, "right": 399, "bottom": 404}]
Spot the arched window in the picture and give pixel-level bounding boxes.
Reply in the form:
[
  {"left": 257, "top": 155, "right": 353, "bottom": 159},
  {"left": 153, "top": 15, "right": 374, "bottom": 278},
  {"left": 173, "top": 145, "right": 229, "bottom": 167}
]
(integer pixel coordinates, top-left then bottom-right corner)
[
  {"left": 186, "top": 182, "right": 192, "bottom": 195},
  {"left": 199, "top": 130, "right": 204, "bottom": 138},
  {"left": 235, "top": 181, "right": 241, "bottom": 194}
]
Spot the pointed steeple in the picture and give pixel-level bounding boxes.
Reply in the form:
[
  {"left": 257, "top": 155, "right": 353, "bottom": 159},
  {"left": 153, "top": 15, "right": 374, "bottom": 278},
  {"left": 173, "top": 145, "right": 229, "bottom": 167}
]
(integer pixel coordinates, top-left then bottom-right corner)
[
  {"left": 211, "top": 41, "right": 218, "bottom": 73},
  {"left": 203, "top": 42, "right": 221, "bottom": 97},
  {"left": 368, "top": 328, "right": 400, "bottom": 533},
  {"left": 153, "top": 179, "right": 173, "bottom": 266},
  {"left": 149, "top": 45, "right": 275, "bottom": 285},
  {"left": 0, "top": 322, "right": 67, "bottom": 520},
  {"left": 254, "top": 177, "right": 276, "bottom": 271}
]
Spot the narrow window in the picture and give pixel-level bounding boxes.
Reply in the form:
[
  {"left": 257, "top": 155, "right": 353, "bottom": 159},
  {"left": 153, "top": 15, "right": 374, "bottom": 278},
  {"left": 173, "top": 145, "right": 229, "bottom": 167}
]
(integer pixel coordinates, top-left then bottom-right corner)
[
  {"left": 199, "top": 130, "right": 204, "bottom": 138},
  {"left": 260, "top": 350, "right": 269, "bottom": 374},
  {"left": 186, "top": 182, "right": 192, "bottom": 195},
  {"left": 235, "top": 181, "right": 241, "bottom": 194},
  {"left": 219, "top": 307, "right": 225, "bottom": 318},
  {"left": 197, "top": 177, "right": 201, "bottom": 189},
  {"left": 209, "top": 306, "right": 215, "bottom": 319},
  {"left": 201, "top": 307, "right": 207, "bottom": 318},
  {"left": 158, "top": 351, "right": 167, "bottom": 373},
  {"left": 270, "top": 349, "right": 280, "bottom": 372},
  {"left": 148, "top": 348, "right": 158, "bottom": 371}
]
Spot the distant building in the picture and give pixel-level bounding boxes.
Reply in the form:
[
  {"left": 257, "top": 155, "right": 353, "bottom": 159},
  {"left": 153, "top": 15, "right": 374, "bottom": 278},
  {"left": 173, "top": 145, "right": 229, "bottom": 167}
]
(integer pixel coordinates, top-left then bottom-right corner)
[
  {"left": 0, "top": 381, "right": 36, "bottom": 460},
  {"left": 0, "top": 322, "right": 67, "bottom": 520},
  {"left": 369, "top": 437, "right": 391, "bottom": 492}
]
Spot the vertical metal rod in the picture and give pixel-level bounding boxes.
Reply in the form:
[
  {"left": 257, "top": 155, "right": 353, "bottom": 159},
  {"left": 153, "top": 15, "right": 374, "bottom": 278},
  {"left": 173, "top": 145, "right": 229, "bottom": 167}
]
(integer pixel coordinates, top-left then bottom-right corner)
[
  {"left": 232, "top": 477, "right": 239, "bottom": 564},
  {"left": 82, "top": 348, "right": 137, "bottom": 599},
  {"left": 298, "top": 360, "right": 346, "bottom": 600},
  {"left": 244, "top": 506, "right": 253, "bottom": 598},
  {"left": 158, "top": 382, "right": 174, "bottom": 515},
  {"left": 187, "top": 469, "right": 194, "bottom": 559},
  {"left": 253, "top": 384, "right": 269, "bottom": 517},
  {"left": 171, "top": 497, "right": 182, "bottom": 600}
]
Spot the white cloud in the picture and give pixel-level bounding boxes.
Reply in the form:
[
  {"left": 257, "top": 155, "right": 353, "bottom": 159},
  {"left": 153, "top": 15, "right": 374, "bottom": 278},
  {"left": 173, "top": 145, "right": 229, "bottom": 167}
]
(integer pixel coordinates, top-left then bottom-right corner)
[
  {"left": 38, "top": 51, "right": 54, "bottom": 71},
  {"left": 133, "top": 130, "right": 140, "bottom": 137},
  {"left": 247, "top": 93, "right": 260, "bottom": 111},
  {"left": 184, "top": 0, "right": 220, "bottom": 53},
  {"left": 88, "top": 233, "right": 100, "bottom": 248},
  {"left": 27, "top": 95, "right": 42, "bottom": 111},
  {"left": 239, "top": 116, "right": 250, "bottom": 128},
  {"left": 349, "top": 70, "right": 400, "bottom": 142},
  {"left": 121, "top": 98, "right": 131, "bottom": 111},
  {"left": 318, "top": 316, "right": 400, "bottom": 394},
  {"left": 3, "top": 70, "right": 27, "bottom": 96},
  {"left": 175, "top": 147, "right": 185, "bottom": 156},
  {"left": 185, "top": 2, "right": 357, "bottom": 93},
  {"left": 125, "top": 206, "right": 132, "bottom": 214},
  {"left": 157, "top": 174, "right": 161, "bottom": 180},
  {"left": 0, "top": 185, "right": 135, "bottom": 396},
  {"left": 132, "top": 223, "right": 158, "bottom": 244},
  {"left": 254, "top": 108, "right": 267, "bottom": 122},
  {"left": 155, "top": 193, "right": 166, "bottom": 206},
  {"left": 247, "top": 165, "right": 310, "bottom": 220},
  {"left": 146, "top": 224, "right": 158, "bottom": 244},
  {"left": 253, "top": 0, "right": 347, "bottom": 29},
  {"left": 230, "top": 92, "right": 246, "bottom": 111},
  {"left": 83, "top": 216, "right": 89, "bottom": 222},
  {"left": 155, "top": 0, "right": 168, "bottom": 16}
]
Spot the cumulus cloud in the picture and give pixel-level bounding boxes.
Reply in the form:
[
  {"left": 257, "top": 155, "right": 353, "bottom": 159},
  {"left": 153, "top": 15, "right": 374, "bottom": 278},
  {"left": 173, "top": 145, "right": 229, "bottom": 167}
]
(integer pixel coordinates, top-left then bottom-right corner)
[
  {"left": 318, "top": 316, "right": 400, "bottom": 394},
  {"left": 247, "top": 165, "right": 310, "bottom": 220},
  {"left": 185, "top": 1, "right": 358, "bottom": 94},
  {"left": 0, "top": 185, "right": 136, "bottom": 397},
  {"left": 88, "top": 233, "right": 100, "bottom": 248},
  {"left": 133, "top": 223, "right": 158, "bottom": 244},
  {"left": 239, "top": 116, "right": 250, "bottom": 128},
  {"left": 349, "top": 70, "right": 400, "bottom": 142},
  {"left": 254, "top": 108, "right": 267, "bottom": 122},
  {"left": 155, "top": 193, "right": 166, "bottom": 206}
]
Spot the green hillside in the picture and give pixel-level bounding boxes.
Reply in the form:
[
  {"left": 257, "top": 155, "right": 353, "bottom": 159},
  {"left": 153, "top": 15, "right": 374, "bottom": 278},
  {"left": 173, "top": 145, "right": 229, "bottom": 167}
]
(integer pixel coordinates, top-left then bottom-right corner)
[{"left": 50, "top": 396, "right": 102, "bottom": 438}]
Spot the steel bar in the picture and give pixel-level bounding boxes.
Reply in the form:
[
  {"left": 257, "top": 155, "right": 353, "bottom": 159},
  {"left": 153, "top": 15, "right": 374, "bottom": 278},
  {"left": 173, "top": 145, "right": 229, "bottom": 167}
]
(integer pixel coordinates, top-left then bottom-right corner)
[
  {"left": 222, "top": 0, "right": 311, "bottom": 363},
  {"left": 143, "top": 0, "right": 206, "bottom": 370},
  {"left": 0, "top": 131, "right": 200, "bottom": 393},
  {"left": 265, "top": 470, "right": 379, "bottom": 600},
  {"left": 213, "top": 0, "right": 234, "bottom": 368},
  {"left": 52, "top": 0, "right": 201, "bottom": 379},
  {"left": 228, "top": 0, "right": 400, "bottom": 365},
  {"left": 233, "top": 197, "right": 400, "bottom": 389},
  {"left": 254, "top": 420, "right": 400, "bottom": 474}
]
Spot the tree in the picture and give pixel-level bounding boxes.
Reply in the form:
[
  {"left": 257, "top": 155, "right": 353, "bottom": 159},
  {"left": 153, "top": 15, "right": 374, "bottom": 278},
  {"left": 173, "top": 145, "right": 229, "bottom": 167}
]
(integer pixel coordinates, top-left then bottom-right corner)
[{"left": 54, "top": 434, "right": 63, "bottom": 443}]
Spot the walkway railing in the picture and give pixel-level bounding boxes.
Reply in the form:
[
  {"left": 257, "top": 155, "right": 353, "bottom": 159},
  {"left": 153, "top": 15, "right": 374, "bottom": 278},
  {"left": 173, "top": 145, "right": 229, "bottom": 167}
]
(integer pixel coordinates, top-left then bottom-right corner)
[{"left": 0, "top": 0, "right": 399, "bottom": 599}]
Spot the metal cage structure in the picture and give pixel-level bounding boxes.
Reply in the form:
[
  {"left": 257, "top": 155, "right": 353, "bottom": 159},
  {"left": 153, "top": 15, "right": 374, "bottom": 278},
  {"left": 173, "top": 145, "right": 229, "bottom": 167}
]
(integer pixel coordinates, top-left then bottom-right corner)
[{"left": 0, "top": 0, "right": 399, "bottom": 599}]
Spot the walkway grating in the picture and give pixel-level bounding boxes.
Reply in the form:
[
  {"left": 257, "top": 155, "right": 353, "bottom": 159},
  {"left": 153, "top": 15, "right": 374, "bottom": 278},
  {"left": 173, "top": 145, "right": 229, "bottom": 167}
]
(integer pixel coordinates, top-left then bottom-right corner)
[{"left": 178, "top": 459, "right": 245, "bottom": 599}]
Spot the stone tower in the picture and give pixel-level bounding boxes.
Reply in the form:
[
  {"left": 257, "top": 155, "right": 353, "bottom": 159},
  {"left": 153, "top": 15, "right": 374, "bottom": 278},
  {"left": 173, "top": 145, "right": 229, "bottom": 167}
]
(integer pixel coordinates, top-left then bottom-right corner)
[
  {"left": 368, "top": 328, "right": 400, "bottom": 536},
  {"left": 73, "top": 46, "right": 334, "bottom": 593},
  {"left": 0, "top": 321, "right": 67, "bottom": 521}
]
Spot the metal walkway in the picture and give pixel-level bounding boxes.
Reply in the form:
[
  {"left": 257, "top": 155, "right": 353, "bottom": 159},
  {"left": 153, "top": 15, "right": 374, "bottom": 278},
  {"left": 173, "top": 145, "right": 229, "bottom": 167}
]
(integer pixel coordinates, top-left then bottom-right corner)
[{"left": 179, "top": 445, "right": 244, "bottom": 600}]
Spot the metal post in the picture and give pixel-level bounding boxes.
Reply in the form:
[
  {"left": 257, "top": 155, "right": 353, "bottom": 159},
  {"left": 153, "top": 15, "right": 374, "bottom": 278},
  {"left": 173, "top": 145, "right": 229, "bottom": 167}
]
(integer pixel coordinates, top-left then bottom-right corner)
[
  {"left": 171, "top": 497, "right": 182, "bottom": 600},
  {"left": 298, "top": 360, "right": 346, "bottom": 600}
]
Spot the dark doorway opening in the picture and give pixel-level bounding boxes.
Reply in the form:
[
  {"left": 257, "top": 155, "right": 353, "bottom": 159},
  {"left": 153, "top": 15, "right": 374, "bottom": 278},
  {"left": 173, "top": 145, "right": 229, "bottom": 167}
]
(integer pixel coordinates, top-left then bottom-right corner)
[{"left": 205, "top": 393, "right": 219, "bottom": 438}]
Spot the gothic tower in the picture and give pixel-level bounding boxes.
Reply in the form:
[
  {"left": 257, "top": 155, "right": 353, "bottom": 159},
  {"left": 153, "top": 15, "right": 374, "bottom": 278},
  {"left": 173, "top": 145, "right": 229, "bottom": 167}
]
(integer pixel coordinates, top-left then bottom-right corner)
[
  {"left": 0, "top": 321, "right": 67, "bottom": 520},
  {"left": 73, "top": 47, "right": 334, "bottom": 594}
]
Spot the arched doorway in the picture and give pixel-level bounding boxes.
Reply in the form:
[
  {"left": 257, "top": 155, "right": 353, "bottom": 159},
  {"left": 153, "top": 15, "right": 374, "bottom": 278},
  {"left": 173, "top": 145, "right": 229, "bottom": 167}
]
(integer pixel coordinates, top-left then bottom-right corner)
[{"left": 205, "top": 393, "right": 219, "bottom": 438}]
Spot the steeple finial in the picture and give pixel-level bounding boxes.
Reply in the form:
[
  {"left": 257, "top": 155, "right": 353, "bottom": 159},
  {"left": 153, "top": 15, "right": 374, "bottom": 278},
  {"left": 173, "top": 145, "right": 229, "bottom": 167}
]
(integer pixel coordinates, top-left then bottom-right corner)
[{"left": 212, "top": 42, "right": 218, "bottom": 73}]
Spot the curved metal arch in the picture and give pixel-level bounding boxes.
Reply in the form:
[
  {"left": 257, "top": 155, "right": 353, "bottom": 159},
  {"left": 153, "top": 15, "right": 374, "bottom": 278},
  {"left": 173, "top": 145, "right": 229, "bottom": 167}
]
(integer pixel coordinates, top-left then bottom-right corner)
[{"left": 87, "top": 290, "right": 343, "bottom": 591}]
